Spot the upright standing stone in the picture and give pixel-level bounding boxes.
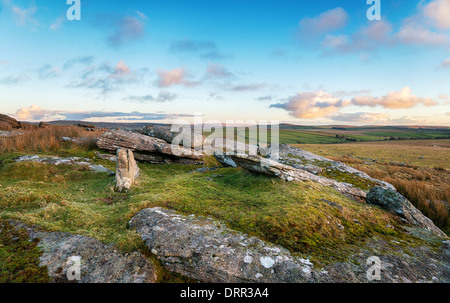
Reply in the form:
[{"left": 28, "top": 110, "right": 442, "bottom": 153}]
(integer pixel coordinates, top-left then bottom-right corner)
[{"left": 115, "top": 149, "right": 139, "bottom": 193}]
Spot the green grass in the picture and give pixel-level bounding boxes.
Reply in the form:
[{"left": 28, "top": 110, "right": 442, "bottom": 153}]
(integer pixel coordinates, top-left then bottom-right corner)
[
  {"left": 0, "top": 152, "right": 409, "bottom": 267},
  {"left": 205, "top": 126, "right": 450, "bottom": 146},
  {"left": 0, "top": 220, "right": 51, "bottom": 283}
]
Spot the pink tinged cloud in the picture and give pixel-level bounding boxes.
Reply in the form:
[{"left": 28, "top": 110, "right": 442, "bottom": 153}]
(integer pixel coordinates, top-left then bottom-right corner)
[
  {"left": 271, "top": 91, "right": 349, "bottom": 119},
  {"left": 351, "top": 87, "right": 438, "bottom": 109},
  {"left": 424, "top": 0, "right": 450, "bottom": 30},
  {"left": 397, "top": 23, "right": 450, "bottom": 46},
  {"left": 330, "top": 112, "right": 390, "bottom": 123},
  {"left": 441, "top": 58, "right": 450, "bottom": 67},
  {"left": 108, "top": 16, "right": 146, "bottom": 46},
  {"left": 321, "top": 21, "right": 394, "bottom": 52},
  {"left": 298, "top": 7, "right": 348, "bottom": 37},
  {"left": 110, "top": 60, "right": 131, "bottom": 78},
  {"left": 271, "top": 87, "right": 439, "bottom": 119},
  {"left": 156, "top": 67, "right": 200, "bottom": 88}
]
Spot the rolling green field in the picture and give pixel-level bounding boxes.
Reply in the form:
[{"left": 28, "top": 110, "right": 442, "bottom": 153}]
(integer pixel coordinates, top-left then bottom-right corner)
[{"left": 205, "top": 125, "right": 450, "bottom": 145}]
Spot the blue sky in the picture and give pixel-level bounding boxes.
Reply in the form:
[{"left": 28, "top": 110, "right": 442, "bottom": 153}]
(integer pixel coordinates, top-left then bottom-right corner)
[{"left": 0, "top": 0, "right": 449, "bottom": 125}]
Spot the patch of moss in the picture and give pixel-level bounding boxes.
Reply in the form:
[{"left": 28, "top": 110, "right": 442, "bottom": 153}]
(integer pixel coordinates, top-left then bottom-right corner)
[
  {"left": 0, "top": 220, "right": 50, "bottom": 283},
  {"left": 319, "top": 165, "right": 378, "bottom": 191}
]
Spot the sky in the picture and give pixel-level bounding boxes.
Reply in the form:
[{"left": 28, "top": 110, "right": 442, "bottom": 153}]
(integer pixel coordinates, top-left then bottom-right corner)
[{"left": 0, "top": 0, "right": 449, "bottom": 125}]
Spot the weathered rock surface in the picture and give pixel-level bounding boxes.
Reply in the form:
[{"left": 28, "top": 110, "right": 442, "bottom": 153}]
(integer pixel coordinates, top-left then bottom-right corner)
[
  {"left": 130, "top": 208, "right": 450, "bottom": 283},
  {"left": 0, "top": 114, "right": 21, "bottom": 131},
  {"left": 61, "top": 136, "right": 99, "bottom": 145},
  {"left": 215, "top": 153, "right": 369, "bottom": 201},
  {"left": 130, "top": 207, "right": 317, "bottom": 283},
  {"left": 15, "top": 155, "right": 114, "bottom": 174},
  {"left": 367, "top": 187, "right": 447, "bottom": 237},
  {"left": 95, "top": 151, "right": 117, "bottom": 162},
  {"left": 115, "top": 149, "right": 139, "bottom": 193},
  {"left": 10, "top": 221, "right": 158, "bottom": 283},
  {"left": 274, "top": 144, "right": 393, "bottom": 190},
  {"left": 97, "top": 129, "right": 204, "bottom": 164},
  {"left": 143, "top": 125, "right": 206, "bottom": 149},
  {"left": 205, "top": 138, "right": 259, "bottom": 156}
]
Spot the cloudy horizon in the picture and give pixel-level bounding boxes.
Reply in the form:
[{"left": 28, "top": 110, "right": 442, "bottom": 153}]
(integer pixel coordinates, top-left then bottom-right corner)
[{"left": 1, "top": 0, "right": 450, "bottom": 125}]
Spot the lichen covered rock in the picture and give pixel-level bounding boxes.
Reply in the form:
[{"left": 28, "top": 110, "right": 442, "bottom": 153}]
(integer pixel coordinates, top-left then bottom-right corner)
[
  {"left": 367, "top": 187, "right": 447, "bottom": 237},
  {"left": 130, "top": 207, "right": 317, "bottom": 283},
  {"left": 8, "top": 222, "right": 158, "bottom": 283}
]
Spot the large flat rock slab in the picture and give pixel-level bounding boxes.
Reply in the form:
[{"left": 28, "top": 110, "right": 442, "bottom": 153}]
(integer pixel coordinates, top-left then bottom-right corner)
[
  {"left": 97, "top": 129, "right": 204, "bottom": 164},
  {"left": 130, "top": 207, "right": 316, "bottom": 283}
]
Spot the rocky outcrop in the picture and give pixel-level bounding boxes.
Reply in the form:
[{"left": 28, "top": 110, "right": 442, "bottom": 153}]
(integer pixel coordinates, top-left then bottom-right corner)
[
  {"left": 130, "top": 207, "right": 318, "bottom": 283},
  {"left": 115, "top": 149, "right": 139, "bottom": 193},
  {"left": 274, "top": 144, "right": 393, "bottom": 190},
  {"left": 78, "top": 123, "right": 96, "bottom": 131},
  {"left": 97, "top": 129, "right": 204, "bottom": 165},
  {"left": 61, "top": 137, "right": 99, "bottom": 145},
  {"left": 143, "top": 125, "right": 206, "bottom": 149},
  {"left": 130, "top": 208, "right": 450, "bottom": 283},
  {"left": 206, "top": 138, "right": 259, "bottom": 156},
  {"left": 215, "top": 153, "right": 369, "bottom": 201},
  {"left": 367, "top": 187, "right": 447, "bottom": 237},
  {"left": 0, "top": 114, "right": 21, "bottom": 131},
  {"left": 95, "top": 151, "right": 117, "bottom": 162},
  {"left": 10, "top": 222, "right": 158, "bottom": 283},
  {"left": 15, "top": 155, "right": 114, "bottom": 174}
]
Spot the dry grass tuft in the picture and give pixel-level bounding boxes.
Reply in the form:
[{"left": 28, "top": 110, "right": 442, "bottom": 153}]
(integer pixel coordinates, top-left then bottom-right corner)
[{"left": 0, "top": 125, "right": 102, "bottom": 153}]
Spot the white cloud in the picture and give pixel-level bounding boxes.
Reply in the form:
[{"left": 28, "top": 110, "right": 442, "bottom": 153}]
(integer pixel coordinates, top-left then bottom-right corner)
[
  {"left": 1, "top": 0, "right": 38, "bottom": 27},
  {"left": 14, "top": 105, "right": 192, "bottom": 122},
  {"left": 50, "top": 15, "right": 66, "bottom": 30}
]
